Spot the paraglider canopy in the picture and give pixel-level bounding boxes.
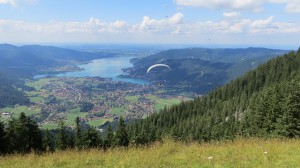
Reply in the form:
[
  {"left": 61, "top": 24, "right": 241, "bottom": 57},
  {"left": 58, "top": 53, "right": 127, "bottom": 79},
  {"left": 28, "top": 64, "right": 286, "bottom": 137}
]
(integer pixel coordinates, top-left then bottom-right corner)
[{"left": 146, "top": 64, "right": 171, "bottom": 73}]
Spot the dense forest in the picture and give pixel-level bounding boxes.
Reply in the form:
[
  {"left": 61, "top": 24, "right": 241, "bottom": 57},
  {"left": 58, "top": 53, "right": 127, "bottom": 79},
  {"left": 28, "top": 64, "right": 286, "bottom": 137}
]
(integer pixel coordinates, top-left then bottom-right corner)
[
  {"left": 0, "top": 83, "right": 30, "bottom": 108},
  {"left": 0, "top": 112, "right": 130, "bottom": 154},
  {"left": 0, "top": 68, "right": 30, "bottom": 108},
  {"left": 1, "top": 49, "right": 299, "bottom": 155},
  {"left": 127, "top": 49, "right": 300, "bottom": 143}
]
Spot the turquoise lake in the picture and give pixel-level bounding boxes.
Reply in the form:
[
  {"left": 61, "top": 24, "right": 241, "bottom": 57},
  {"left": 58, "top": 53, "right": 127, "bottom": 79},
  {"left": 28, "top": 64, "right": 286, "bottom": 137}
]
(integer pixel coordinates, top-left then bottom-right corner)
[{"left": 49, "top": 56, "right": 149, "bottom": 85}]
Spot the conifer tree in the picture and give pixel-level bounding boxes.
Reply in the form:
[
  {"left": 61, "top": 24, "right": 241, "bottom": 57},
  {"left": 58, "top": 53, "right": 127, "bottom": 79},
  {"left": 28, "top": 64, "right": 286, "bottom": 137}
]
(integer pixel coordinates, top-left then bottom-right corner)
[
  {"left": 57, "top": 120, "right": 68, "bottom": 150},
  {"left": 15, "top": 112, "right": 30, "bottom": 153},
  {"left": 27, "top": 117, "right": 44, "bottom": 153},
  {"left": 75, "top": 117, "right": 83, "bottom": 149},
  {"left": 115, "top": 116, "right": 129, "bottom": 147},
  {"left": 83, "top": 127, "right": 101, "bottom": 149},
  {"left": 171, "top": 125, "right": 181, "bottom": 141},
  {"left": 283, "top": 80, "right": 300, "bottom": 137},
  {"left": 104, "top": 124, "right": 114, "bottom": 149},
  {"left": 261, "top": 88, "right": 277, "bottom": 136},
  {"left": 0, "top": 119, "right": 7, "bottom": 154},
  {"left": 69, "top": 131, "right": 75, "bottom": 149},
  {"left": 43, "top": 129, "right": 55, "bottom": 152},
  {"left": 6, "top": 118, "right": 18, "bottom": 153}
]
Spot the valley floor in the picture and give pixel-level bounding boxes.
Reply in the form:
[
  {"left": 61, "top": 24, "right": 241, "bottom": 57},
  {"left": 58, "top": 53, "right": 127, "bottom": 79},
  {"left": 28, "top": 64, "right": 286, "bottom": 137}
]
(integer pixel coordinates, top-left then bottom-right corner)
[{"left": 0, "top": 138, "right": 299, "bottom": 168}]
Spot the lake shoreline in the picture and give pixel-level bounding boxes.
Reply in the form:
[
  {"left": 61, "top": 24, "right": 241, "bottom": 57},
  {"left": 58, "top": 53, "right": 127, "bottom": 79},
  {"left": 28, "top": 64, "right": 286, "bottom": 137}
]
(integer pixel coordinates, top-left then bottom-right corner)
[{"left": 33, "top": 56, "right": 150, "bottom": 85}]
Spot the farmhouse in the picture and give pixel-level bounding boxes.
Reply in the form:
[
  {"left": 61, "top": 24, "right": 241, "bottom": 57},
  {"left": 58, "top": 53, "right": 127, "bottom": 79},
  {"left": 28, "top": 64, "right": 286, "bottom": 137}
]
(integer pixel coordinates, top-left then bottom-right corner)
[{"left": 1, "top": 112, "right": 11, "bottom": 118}]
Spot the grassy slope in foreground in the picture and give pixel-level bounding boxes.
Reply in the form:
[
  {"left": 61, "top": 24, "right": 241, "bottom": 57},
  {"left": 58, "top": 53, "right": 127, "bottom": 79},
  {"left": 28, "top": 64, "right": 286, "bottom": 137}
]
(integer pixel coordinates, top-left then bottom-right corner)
[{"left": 1, "top": 138, "right": 299, "bottom": 168}]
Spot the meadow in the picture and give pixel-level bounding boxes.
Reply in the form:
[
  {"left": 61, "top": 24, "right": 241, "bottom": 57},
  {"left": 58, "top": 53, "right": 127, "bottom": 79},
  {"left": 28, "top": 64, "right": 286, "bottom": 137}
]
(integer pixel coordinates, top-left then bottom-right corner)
[
  {"left": 147, "top": 95, "right": 182, "bottom": 111},
  {"left": 0, "top": 138, "right": 299, "bottom": 168},
  {"left": 0, "top": 106, "right": 41, "bottom": 118}
]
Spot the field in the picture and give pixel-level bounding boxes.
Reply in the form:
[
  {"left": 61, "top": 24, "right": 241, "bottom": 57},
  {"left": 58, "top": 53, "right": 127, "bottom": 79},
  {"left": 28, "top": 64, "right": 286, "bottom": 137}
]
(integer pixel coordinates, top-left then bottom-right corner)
[
  {"left": 109, "top": 107, "right": 125, "bottom": 115},
  {"left": 125, "top": 95, "right": 140, "bottom": 103},
  {"left": 0, "top": 106, "right": 41, "bottom": 118},
  {"left": 147, "top": 95, "right": 182, "bottom": 111},
  {"left": 41, "top": 123, "right": 59, "bottom": 130},
  {"left": 64, "top": 108, "right": 88, "bottom": 126},
  {"left": 0, "top": 138, "right": 299, "bottom": 168}
]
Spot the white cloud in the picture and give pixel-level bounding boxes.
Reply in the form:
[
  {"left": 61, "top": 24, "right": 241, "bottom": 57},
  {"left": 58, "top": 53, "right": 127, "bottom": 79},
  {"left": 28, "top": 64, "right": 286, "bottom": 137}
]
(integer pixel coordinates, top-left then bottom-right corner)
[
  {"left": 175, "top": 0, "right": 300, "bottom": 13},
  {"left": 223, "top": 12, "right": 241, "bottom": 18},
  {"left": 0, "top": 0, "right": 16, "bottom": 6},
  {"left": 172, "top": 14, "right": 299, "bottom": 36},
  {"left": 0, "top": 13, "right": 300, "bottom": 44},
  {"left": 251, "top": 16, "right": 274, "bottom": 29},
  {"left": 175, "top": 0, "right": 264, "bottom": 12},
  {"left": 0, "top": 0, "right": 37, "bottom": 7},
  {"left": 112, "top": 20, "right": 128, "bottom": 29},
  {"left": 0, "top": 13, "right": 185, "bottom": 43},
  {"left": 138, "top": 12, "right": 184, "bottom": 32},
  {"left": 285, "top": 3, "right": 300, "bottom": 13},
  {"left": 269, "top": 0, "right": 300, "bottom": 13},
  {"left": 168, "top": 13, "right": 184, "bottom": 24}
]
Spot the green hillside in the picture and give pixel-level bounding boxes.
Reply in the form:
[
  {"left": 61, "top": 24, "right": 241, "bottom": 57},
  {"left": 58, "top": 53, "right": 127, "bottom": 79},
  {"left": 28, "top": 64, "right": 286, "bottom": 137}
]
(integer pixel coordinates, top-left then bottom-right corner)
[
  {"left": 127, "top": 49, "right": 300, "bottom": 142},
  {"left": 0, "top": 68, "right": 30, "bottom": 108},
  {"left": 125, "top": 47, "right": 289, "bottom": 94}
]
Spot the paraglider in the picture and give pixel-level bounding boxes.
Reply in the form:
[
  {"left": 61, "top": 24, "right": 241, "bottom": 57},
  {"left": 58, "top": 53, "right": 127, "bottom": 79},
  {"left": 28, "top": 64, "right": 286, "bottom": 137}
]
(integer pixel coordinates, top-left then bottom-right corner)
[{"left": 146, "top": 64, "right": 171, "bottom": 73}]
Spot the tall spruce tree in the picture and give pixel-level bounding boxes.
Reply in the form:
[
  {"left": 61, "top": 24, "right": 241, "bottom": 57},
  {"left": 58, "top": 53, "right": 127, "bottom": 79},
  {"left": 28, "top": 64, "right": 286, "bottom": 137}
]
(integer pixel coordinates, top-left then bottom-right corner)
[
  {"left": 0, "top": 119, "right": 7, "bottom": 154},
  {"left": 115, "top": 116, "right": 129, "bottom": 147},
  {"left": 75, "top": 116, "right": 83, "bottom": 149},
  {"left": 283, "top": 80, "right": 300, "bottom": 137},
  {"left": 43, "top": 129, "right": 55, "bottom": 152},
  {"left": 27, "top": 117, "right": 44, "bottom": 153},
  {"left": 83, "top": 127, "right": 101, "bottom": 149},
  {"left": 69, "top": 131, "right": 75, "bottom": 149},
  {"left": 57, "top": 120, "right": 68, "bottom": 150},
  {"left": 6, "top": 118, "right": 18, "bottom": 153},
  {"left": 104, "top": 124, "right": 114, "bottom": 149},
  {"left": 15, "top": 112, "right": 30, "bottom": 153}
]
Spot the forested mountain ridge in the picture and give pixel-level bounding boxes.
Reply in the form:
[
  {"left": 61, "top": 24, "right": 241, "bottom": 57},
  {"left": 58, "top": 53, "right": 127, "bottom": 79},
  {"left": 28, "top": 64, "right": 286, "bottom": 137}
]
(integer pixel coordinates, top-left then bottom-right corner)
[
  {"left": 0, "top": 66, "right": 31, "bottom": 108},
  {"left": 0, "top": 44, "right": 113, "bottom": 73},
  {"left": 125, "top": 47, "right": 289, "bottom": 94},
  {"left": 0, "top": 81, "right": 30, "bottom": 108},
  {"left": 131, "top": 47, "right": 287, "bottom": 64},
  {"left": 127, "top": 49, "right": 300, "bottom": 143},
  {"left": 0, "top": 44, "right": 114, "bottom": 108}
]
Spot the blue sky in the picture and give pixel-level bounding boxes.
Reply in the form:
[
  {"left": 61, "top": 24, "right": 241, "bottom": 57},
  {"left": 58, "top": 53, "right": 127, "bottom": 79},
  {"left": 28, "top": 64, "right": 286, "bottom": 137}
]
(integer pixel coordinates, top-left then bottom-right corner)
[{"left": 0, "top": 0, "right": 300, "bottom": 48}]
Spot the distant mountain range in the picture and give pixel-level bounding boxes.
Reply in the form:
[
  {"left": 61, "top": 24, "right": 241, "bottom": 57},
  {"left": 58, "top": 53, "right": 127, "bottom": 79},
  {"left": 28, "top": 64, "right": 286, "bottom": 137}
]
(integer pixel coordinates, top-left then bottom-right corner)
[
  {"left": 0, "top": 44, "right": 291, "bottom": 107},
  {"left": 125, "top": 47, "right": 289, "bottom": 94},
  {"left": 0, "top": 44, "right": 113, "bottom": 108},
  {"left": 0, "top": 44, "right": 114, "bottom": 76}
]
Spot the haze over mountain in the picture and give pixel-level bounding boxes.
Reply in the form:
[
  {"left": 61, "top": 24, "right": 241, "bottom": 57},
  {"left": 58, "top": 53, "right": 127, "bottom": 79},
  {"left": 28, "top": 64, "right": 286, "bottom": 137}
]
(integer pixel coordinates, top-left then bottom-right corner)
[
  {"left": 125, "top": 47, "right": 289, "bottom": 94},
  {"left": 0, "top": 44, "right": 113, "bottom": 74},
  {"left": 0, "top": 44, "right": 113, "bottom": 108}
]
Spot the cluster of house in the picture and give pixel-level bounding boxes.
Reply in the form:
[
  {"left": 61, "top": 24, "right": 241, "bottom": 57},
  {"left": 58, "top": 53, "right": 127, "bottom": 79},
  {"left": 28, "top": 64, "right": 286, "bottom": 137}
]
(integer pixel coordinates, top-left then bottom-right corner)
[{"left": 1, "top": 112, "right": 10, "bottom": 118}]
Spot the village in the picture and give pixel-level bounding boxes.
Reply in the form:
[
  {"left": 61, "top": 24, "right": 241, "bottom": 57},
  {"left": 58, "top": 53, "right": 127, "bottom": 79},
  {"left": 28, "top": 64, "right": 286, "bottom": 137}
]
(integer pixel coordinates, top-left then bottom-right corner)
[{"left": 1, "top": 76, "right": 187, "bottom": 129}]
